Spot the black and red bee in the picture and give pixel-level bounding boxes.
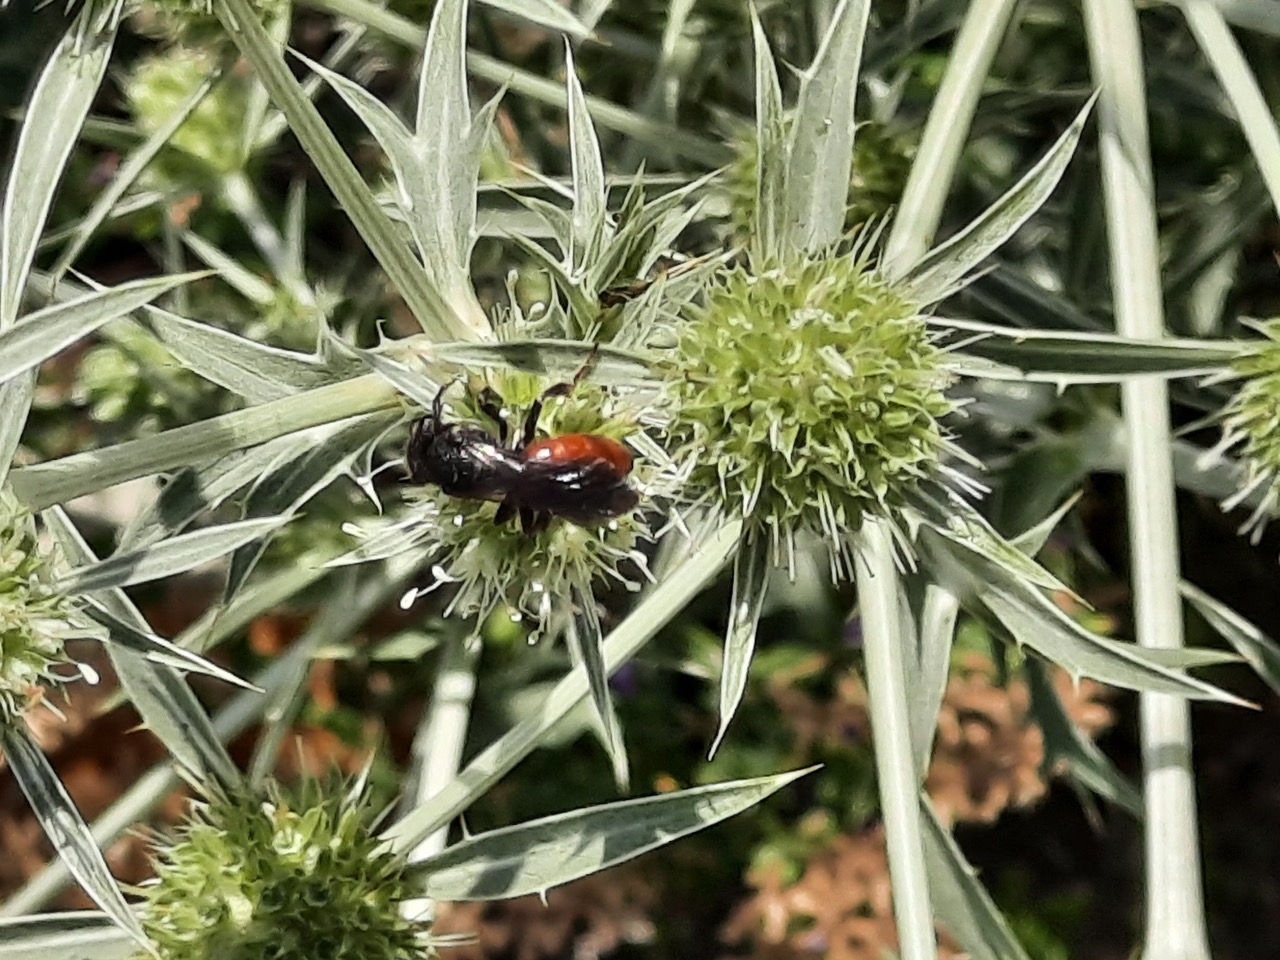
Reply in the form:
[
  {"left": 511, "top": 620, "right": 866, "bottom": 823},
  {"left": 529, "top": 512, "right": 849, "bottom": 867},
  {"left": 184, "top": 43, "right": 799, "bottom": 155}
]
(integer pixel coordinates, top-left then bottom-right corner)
[{"left": 406, "top": 361, "right": 639, "bottom": 535}]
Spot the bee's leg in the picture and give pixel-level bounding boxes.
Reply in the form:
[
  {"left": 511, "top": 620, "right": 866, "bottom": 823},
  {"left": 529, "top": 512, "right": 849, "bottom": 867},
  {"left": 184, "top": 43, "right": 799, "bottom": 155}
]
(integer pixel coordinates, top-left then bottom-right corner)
[
  {"left": 494, "top": 498, "right": 518, "bottom": 526},
  {"left": 477, "top": 387, "right": 508, "bottom": 445},
  {"left": 519, "top": 346, "right": 602, "bottom": 451},
  {"left": 520, "top": 507, "right": 548, "bottom": 535}
]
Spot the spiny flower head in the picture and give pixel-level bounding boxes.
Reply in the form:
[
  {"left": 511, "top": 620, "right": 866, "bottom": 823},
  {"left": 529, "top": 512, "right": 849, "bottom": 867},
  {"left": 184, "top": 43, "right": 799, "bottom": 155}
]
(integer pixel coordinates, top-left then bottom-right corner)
[
  {"left": 1219, "top": 318, "right": 1280, "bottom": 538},
  {"left": 663, "top": 249, "right": 960, "bottom": 577},
  {"left": 340, "top": 370, "right": 656, "bottom": 640},
  {"left": 0, "top": 489, "right": 81, "bottom": 724},
  {"left": 138, "top": 777, "right": 429, "bottom": 960}
]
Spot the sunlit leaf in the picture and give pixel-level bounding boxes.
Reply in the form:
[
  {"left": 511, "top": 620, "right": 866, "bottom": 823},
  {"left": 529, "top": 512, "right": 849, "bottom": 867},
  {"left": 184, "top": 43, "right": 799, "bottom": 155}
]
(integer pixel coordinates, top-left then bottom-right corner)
[
  {"left": 786, "top": 0, "right": 871, "bottom": 252},
  {"left": 0, "top": 23, "right": 115, "bottom": 328},
  {"left": 0, "top": 726, "right": 147, "bottom": 949},
  {"left": 57, "top": 517, "right": 285, "bottom": 593},
  {"left": 0, "top": 912, "right": 134, "bottom": 960},
  {"left": 568, "top": 588, "right": 629, "bottom": 790},
  {"left": 710, "top": 534, "right": 770, "bottom": 758},
  {"left": 43, "top": 507, "right": 241, "bottom": 789},
  {"left": 903, "top": 95, "right": 1097, "bottom": 305},
  {"left": 412, "top": 767, "right": 815, "bottom": 899},
  {"left": 0, "top": 273, "right": 205, "bottom": 387}
]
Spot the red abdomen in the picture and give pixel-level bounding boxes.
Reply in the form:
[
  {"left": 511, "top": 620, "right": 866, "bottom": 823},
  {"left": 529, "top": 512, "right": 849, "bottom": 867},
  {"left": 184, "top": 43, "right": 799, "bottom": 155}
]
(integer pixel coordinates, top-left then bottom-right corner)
[{"left": 523, "top": 434, "right": 633, "bottom": 476}]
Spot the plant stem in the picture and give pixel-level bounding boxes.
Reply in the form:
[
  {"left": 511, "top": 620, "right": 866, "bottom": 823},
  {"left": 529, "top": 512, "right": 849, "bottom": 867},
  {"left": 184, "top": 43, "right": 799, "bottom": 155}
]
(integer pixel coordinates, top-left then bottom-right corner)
[
  {"left": 406, "top": 638, "right": 482, "bottom": 847},
  {"left": 883, "top": 0, "right": 1021, "bottom": 274},
  {"left": 1082, "top": 1, "right": 1213, "bottom": 957},
  {"left": 400, "top": 633, "right": 481, "bottom": 920},
  {"left": 855, "top": 518, "right": 937, "bottom": 960}
]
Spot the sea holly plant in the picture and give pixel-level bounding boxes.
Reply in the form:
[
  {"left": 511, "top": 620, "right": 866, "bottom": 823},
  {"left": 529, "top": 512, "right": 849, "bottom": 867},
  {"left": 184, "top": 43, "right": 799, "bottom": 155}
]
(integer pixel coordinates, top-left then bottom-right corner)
[{"left": 3, "top": 1, "right": 1280, "bottom": 959}]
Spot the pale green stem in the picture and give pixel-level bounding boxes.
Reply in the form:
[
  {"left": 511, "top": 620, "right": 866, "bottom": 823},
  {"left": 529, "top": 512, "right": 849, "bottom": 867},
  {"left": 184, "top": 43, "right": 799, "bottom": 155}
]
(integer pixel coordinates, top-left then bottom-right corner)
[
  {"left": 869, "top": 1, "right": 1021, "bottom": 949},
  {"left": 1082, "top": 2, "right": 1212, "bottom": 958},
  {"left": 0, "top": 559, "right": 416, "bottom": 916},
  {"left": 883, "top": 0, "right": 1021, "bottom": 273},
  {"left": 400, "top": 633, "right": 481, "bottom": 920},
  {"left": 8, "top": 375, "right": 400, "bottom": 512},
  {"left": 855, "top": 519, "right": 936, "bottom": 960}
]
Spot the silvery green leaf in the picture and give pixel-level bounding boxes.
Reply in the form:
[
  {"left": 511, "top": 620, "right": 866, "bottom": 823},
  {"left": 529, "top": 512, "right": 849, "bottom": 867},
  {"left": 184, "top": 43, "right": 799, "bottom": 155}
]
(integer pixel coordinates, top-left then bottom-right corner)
[
  {"left": 1, "top": 23, "right": 115, "bottom": 328},
  {"left": 433, "top": 339, "right": 656, "bottom": 386},
  {"left": 564, "top": 44, "right": 608, "bottom": 274},
  {"left": 1008, "top": 492, "right": 1082, "bottom": 556},
  {"left": 502, "top": 229, "right": 599, "bottom": 321},
  {"left": 932, "top": 315, "right": 1241, "bottom": 379},
  {"left": 81, "top": 595, "right": 256, "bottom": 691},
  {"left": 0, "top": 273, "right": 206, "bottom": 386},
  {"left": 0, "top": 726, "right": 148, "bottom": 950},
  {"left": 710, "top": 533, "right": 770, "bottom": 758},
  {"left": 348, "top": 344, "right": 439, "bottom": 410},
  {"left": 43, "top": 507, "right": 240, "bottom": 788},
  {"left": 0, "top": 912, "right": 134, "bottom": 960},
  {"left": 906, "top": 484, "right": 1073, "bottom": 595},
  {"left": 903, "top": 95, "right": 1097, "bottom": 306},
  {"left": 0, "top": 372, "right": 35, "bottom": 489},
  {"left": 920, "top": 794, "right": 1032, "bottom": 960},
  {"left": 146, "top": 306, "right": 349, "bottom": 401},
  {"left": 909, "top": 581, "right": 959, "bottom": 780},
  {"left": 57, "top": 518, "right": 285, "bottom": 593},
  {"left": 411, "top": 767, "right": 815, "bottom": 899},
  {"left": 1183, "top": 580, "right": 1280, "bottom": 695},
  {"left": 750, "top": 7, "right": 788, "bottom": 263},
  {"left": 955, "top": 542, "right": 1247, "bottom": 702},
  {"left": 504, "top": 190, "right": 574, "bottom": 251},
  {"left": 411, "top": 0, "right": 485, "bottom": 307},
  {"left": 786, "top": 0, "right": 871, "bottom": 252},
  {"left": 568, "top": 588, "right": 629, "bottom": 790},
  {"left": 224, "top": 415, "right": 392, "bottom": 597},
  {"left": 1025, "top": 659, "right": 1142, "bottom": 816}
]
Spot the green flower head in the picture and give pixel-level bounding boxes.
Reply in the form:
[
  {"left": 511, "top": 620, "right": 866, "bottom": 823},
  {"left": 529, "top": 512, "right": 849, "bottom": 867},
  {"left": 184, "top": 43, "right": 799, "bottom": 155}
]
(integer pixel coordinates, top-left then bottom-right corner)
[
  {"left": 124, "top": 43, "right": 261, "bottom": 183},
  {"left": 139, "top": 777, "right": 430, "bottom": 960},
  {"left": 0, "top": 490, "right": 82, "bottom": 724},
  {"left": 663, "top": 248, "right": 960, "bottom": 577},
  {"left": 340, "top": 371, "right": 657, "bottom": 640},
  {"left": 1219, "top": 318, "right": 1280, "bottom": 538}
]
